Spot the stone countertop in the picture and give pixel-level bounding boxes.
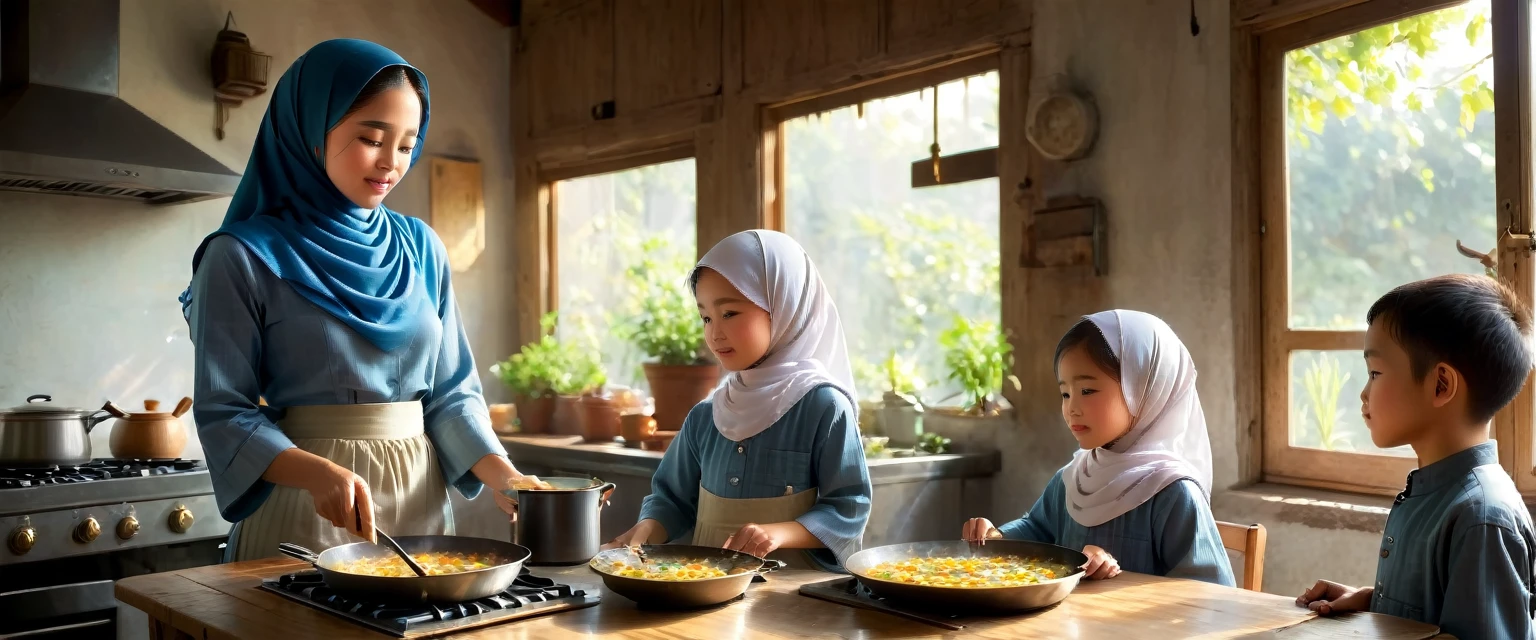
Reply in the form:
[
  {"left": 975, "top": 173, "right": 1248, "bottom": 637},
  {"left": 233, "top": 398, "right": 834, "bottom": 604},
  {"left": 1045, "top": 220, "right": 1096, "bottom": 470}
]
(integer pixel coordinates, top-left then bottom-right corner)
[{"left": 499, "top": 435, "right": 1000, "bottom": 485}]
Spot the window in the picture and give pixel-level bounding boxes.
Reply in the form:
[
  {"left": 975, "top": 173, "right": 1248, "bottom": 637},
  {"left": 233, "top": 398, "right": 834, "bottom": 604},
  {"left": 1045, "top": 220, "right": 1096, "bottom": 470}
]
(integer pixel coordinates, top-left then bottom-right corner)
[
  {"left": 1259, "top": 0, "right": 1533, "bottom": 494},
  {"left": 779, "top": 69, "right": 1001, "bottom": 405},
  {"left": 553, "top": 158, "right": 697, "bottom": 392}
]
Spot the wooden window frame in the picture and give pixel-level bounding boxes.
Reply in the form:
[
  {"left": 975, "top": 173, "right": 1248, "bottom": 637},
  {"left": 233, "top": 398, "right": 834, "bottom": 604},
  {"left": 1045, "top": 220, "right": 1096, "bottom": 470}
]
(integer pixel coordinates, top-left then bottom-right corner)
[
  {"left": 1256, "top": 0, "right": 1536, "bottom": 496},
  {"left": 540, "top": 144, "right": 700, "bottom": 325},
  {"left": 761, "top": 52, "right": 1004, "bottom": 232}
]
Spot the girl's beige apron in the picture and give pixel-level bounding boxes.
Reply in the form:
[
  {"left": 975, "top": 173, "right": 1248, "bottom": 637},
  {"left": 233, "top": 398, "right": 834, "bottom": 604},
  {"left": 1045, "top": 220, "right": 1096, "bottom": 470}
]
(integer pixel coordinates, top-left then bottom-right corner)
[
  {"left": 233, "top": 402, "right": 451, "bottom": 561},
  {"left": 690, "top": 486, "right": 820, "bottom": 569}
]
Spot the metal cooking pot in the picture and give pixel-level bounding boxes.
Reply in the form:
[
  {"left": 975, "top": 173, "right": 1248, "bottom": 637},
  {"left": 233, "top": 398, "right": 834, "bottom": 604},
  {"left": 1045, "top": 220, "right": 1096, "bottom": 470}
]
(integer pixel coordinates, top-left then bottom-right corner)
[
  {"left": 508, "top": 476, "right": 616, "bottom": 565},
  {"left": 0, "top": 395, "right": 127, "bottom": 467}
]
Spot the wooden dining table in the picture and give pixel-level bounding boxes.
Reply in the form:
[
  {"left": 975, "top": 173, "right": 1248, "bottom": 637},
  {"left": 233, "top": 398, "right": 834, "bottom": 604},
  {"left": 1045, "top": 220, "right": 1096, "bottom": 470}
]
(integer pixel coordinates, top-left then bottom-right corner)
[{"left": 115, "top": 558, "right": 1446, "bottom": 639}]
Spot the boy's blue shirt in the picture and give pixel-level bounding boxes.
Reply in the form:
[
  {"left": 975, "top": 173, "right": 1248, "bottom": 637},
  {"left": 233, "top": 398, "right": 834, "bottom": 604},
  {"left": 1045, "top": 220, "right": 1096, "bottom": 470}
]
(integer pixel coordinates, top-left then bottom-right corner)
[{"left": 1372, "top": 441, "right": 1536, "bottom": 639}]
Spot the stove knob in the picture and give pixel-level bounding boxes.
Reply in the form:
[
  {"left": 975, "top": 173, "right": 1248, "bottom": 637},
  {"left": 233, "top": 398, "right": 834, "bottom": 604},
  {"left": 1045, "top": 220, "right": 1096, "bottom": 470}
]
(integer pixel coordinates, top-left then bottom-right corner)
[
  {"left": 74, "top": 517, "right": 101, "bottom": 543},
  {"left": 117, "top": 516, "right": 140, "bottom": 540},
  {"left": 168, "top": 506, "right": 194, "bottom": 534},
  {"left": 8, "top": 526, "right": 35, "bottom": 555}
]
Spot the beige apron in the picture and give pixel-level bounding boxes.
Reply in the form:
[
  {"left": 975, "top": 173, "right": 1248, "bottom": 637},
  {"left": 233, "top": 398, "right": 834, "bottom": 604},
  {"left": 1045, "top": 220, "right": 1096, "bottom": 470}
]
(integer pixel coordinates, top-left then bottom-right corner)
[
  {"left": 691, "top": 486, "right": 820, "bottom": 569},
  {"left": 233, "top": 401, "right": 452, "bottom": 561}
]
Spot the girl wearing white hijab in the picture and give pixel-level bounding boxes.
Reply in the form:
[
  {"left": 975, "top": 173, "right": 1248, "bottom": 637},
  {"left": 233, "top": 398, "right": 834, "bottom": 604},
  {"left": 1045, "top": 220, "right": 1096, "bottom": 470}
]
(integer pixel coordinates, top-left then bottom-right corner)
[
  {"left": 603, "top": 230, "right": 872, "bottom": 569},
  {"left": 962, "top": 310, "right": 1234, "bottom": 586}
]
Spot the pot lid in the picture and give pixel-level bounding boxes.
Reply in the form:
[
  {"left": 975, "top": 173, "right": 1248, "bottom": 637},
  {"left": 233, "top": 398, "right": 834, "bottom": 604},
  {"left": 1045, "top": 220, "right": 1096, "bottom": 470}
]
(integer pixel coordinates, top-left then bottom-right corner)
[{"left": 2, "top": 394, "right": 104, "bottom": 418}]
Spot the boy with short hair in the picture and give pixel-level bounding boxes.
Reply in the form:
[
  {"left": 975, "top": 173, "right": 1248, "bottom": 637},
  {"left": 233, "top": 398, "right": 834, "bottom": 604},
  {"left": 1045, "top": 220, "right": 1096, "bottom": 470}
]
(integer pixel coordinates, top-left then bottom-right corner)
[{"left": 1296, "top": 274, "right": 1536, "bottom": 639}]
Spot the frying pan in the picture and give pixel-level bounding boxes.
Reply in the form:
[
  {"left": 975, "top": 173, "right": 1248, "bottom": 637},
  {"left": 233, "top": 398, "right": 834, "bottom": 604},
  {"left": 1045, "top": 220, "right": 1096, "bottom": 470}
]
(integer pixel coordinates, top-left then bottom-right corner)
[
  {"left": 843, "top": 539, "right": 1087, "bottom": 613},
  {"left": 588, "top": 544, "right": 786, "bottom": 608},
  {"left": 277, "top": 535, "right": 532, "bottom": 603}
]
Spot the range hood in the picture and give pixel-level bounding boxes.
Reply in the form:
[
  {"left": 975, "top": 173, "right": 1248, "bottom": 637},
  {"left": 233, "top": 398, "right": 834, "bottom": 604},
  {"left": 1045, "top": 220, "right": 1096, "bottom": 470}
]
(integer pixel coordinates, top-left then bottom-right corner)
[{"left": 0, "top": 0, "right": 241, "bottom": 205}]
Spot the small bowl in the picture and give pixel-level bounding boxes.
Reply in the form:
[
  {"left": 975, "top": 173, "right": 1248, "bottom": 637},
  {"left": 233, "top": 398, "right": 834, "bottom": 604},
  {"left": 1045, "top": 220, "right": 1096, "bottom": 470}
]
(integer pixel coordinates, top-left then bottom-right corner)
[
  {"left": 621, "top": 414, "right": 657, "bottom": 448},
  {"left": 489, "top": 404, "right": 517, "bottom": 434}
]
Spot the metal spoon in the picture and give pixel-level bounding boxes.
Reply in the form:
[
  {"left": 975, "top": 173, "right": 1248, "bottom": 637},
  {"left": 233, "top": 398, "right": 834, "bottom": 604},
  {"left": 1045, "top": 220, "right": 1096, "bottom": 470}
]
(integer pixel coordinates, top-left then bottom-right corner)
[
  {"left": 355, "top": 497, "right": 427, "bottom": 577},
  {"left": 628, "top": 544, "right": 652, "bottom": 566}
]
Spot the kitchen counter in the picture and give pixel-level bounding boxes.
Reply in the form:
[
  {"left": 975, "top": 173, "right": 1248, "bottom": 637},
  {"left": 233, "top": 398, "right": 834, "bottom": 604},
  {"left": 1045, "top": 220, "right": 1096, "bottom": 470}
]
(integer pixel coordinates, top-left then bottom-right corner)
[
  {"left": 501, "top": 435, "right": 1001, "bottom": 547},
  {"left": 115, "top": 558, "right": 1444, "bottom": 639},
  {"left": 499, "top": 434, "right": 1000, "bottom": 483}
]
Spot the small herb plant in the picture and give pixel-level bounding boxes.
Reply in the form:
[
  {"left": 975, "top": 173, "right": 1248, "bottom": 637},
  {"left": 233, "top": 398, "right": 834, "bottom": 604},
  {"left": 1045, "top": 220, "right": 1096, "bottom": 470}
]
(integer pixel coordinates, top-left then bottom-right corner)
[
  {"left": 938, "top": 315, "right": 1021, "bottom": 416},
  {"left": 881, "top": 350, "right": 926, "bottom": 406},
  {"left": 552, "top": 313, "right": 608, "bottom": 396},
  {"left": 619, "top": 237, "right": 707, "bottom": 366},
  {"left": 492, "top": 312, "right": 564, "bottom": 399},
  {"left": 494, "top": 312, "right": 609, "bottom": 398},
  {"left": 916, "top": 432, "right": 951, "bottom": 455}
]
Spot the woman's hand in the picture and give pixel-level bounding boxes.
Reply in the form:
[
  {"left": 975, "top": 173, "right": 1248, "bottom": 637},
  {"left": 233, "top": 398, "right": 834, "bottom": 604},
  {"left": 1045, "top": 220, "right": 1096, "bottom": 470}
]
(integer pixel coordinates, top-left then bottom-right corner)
[
  {"left": 470, "top": 454, "right": 524, "bottom": 523},
  {"left": 1080, "top": 545, "right": 1121, "bottom": 580},
  {"left": 601, "top": 519, "right": 668, "bottom": 551},
  {"left": 301, "top": 459, "right": 375, "bottom": 543},
  {"left": 962, "top": 517, "right": 1002, "bottom": 543},
  {"left": 1296, "top": 580, "right": 1373, "bottom": 616}
]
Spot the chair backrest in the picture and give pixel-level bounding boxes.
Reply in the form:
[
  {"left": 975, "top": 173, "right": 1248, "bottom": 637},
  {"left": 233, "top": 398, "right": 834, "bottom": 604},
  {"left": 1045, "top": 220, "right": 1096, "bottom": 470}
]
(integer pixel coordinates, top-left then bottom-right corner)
[{"left": 1215, "top": 521, "right": 1268, "bottom": 592}]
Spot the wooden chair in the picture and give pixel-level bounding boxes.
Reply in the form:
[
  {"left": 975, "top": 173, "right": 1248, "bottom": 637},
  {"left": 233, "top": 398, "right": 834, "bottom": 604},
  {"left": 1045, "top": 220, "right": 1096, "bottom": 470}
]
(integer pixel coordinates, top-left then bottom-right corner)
[{"left": 1216, "top": 521, "right": 1268, "bottom": 592}]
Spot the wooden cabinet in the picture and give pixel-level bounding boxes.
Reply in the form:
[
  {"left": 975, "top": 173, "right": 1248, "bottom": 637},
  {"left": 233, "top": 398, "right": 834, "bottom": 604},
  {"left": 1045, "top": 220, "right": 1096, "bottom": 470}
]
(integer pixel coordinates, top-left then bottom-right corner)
[
  {"left": 615, "top": 0, "right": 722, "bottom": 115},
  {"left": 741, "top": 0, "right": 882, "bottom": 91},
  {"left": 524, "top": 0, "right": 615, "bottom": 135},
  {"left": 522, "top": 0, "right": 722, "bottom": 137},
  {"left": 886, "top": 0, "right": 1029, "bottom": 54}
]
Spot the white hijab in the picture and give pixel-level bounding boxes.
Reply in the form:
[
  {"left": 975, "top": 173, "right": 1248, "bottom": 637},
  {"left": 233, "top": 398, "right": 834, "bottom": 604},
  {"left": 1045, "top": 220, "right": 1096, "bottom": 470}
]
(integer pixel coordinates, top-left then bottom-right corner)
[
  {"left": 1062, "top": 310, "right": 1213, "bottom": 527},
  {"left": 694, "top": 230, "right": 857, "bottom": 442}
]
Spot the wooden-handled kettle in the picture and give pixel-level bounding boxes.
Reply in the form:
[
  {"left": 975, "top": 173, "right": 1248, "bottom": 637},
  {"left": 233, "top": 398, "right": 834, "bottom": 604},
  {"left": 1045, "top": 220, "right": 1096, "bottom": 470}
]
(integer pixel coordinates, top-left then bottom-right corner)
[{"left": 108, "top": 398, "right": 192, "bottom": 460}]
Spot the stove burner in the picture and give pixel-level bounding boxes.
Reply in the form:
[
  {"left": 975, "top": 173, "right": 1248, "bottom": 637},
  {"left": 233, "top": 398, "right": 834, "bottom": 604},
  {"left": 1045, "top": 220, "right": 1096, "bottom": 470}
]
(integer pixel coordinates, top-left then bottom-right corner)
[
  {"left": 0, "top": 459, "right": 203, "bottom": 489},
  {"left": 799, "top": 576, "right": 968, "bottom": 630},
  {"left": 258, "top": 567, "right": 600, "bottom": 637}
]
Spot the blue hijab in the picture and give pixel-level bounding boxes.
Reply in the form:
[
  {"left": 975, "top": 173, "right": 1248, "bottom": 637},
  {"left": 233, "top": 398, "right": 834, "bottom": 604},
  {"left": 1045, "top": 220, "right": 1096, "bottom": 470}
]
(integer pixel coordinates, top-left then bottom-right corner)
[{"left": 180, "top": 39, "right": 436, "bottom": 352}]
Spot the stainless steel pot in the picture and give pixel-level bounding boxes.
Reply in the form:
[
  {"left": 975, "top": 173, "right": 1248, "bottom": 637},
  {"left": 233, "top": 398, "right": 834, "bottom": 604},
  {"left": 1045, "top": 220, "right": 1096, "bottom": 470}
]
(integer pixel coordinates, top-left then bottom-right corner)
[
  {"left": 0, "top": 395, "right": 127, "bottom": 467},
  {"left": 508, "top": 476, "right": 616, "bottom": 565}
]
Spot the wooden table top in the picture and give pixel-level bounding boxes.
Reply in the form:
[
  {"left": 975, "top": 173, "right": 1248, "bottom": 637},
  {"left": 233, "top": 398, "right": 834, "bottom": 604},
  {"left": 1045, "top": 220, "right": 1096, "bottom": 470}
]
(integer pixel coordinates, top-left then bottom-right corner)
[{"left": 115, "top": 558, "right": 1445, "bottom": 639}]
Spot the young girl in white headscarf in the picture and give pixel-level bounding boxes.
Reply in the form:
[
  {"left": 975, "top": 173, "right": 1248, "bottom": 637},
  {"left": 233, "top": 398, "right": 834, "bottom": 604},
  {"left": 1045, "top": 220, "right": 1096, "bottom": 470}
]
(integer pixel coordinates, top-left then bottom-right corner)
[
  {"left": 962, "top": 310, "right": 1234, "bottom": 586},
  {"left": 603, "top": 230, "right": 872, "bottom": 569}
]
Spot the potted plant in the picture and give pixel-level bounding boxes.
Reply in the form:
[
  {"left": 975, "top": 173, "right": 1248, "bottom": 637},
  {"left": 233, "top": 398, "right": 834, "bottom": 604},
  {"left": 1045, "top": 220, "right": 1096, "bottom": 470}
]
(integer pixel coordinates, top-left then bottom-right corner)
[
  {"left": 878, "top": 351, "right": 926, "bottom": 448},
  {"left": 922, "top": 316, "right": 1021, "bottom": 452},
  {"left": 576, "top": 356, "right": 622, "bottom": 443},
  {"left": 491, "top": 312, "right": 563, "bottom": 434},
  {"left": 546, "top": 315, "right": 603, "bottom": 438},
  {"left": 620, "top": 239, "right": 720, "bottom": 432}
]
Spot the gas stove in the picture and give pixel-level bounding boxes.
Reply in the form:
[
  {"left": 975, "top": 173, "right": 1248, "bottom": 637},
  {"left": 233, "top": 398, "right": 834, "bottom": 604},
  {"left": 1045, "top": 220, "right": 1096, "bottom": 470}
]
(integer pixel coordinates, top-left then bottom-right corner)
[
  {"left": 0, "top": 458, "right": 229, "bottom": 639},
  {"left": 0, "top": 458, "right": 202, "bottom": 488},
  {"left": 0, "top": 458, "right": 226, "bottom": 566},
  {"left": 259, "top": 568, "right": 601, "bottom": 637}
]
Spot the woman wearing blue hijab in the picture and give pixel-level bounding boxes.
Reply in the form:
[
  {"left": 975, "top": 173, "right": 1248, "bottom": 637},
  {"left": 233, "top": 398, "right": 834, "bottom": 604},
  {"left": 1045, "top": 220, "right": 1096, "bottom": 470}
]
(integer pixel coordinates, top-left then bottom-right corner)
[{"left": 184, "top": 39, "right": 525, "bottom": 561}]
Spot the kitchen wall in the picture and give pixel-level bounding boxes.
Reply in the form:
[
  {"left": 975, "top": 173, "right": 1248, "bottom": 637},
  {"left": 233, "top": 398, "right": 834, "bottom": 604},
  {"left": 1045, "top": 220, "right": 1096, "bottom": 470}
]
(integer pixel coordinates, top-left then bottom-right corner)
[
  {"left": 987, "top": 0, "right": 1383, "bottom": 596},
  {"left": 0, "top": 0, "right": 515, "bottom": 537}
]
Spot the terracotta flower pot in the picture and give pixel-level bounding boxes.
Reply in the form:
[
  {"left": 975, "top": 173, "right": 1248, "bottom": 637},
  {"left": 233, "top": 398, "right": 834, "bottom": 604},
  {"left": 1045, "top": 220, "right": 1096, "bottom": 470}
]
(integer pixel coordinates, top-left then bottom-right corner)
[
  {"left": 579, "top": 395, "right": 621, "bottom": 442},
  {"left": 922, "top": 406, "right": 1015, "bottom": 453},
  {"left": 552, "top": 395, "right": 584, "bottom": 436},
  {"left": 643, "top": 363, "right": 720, "bottom": 431},
  {"left": 513, "top": 394, "right": 555, "bottom": 435}
]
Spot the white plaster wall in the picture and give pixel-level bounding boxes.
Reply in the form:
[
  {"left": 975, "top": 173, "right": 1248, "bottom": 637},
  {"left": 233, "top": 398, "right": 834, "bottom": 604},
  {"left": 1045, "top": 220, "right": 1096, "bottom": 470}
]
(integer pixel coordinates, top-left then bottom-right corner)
[
  {"left": 1011, "top": 0, "right": 1385, "bottom": 596},
  {"left": 0, "top": 0, "right": 514, "bottom": 538}
]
